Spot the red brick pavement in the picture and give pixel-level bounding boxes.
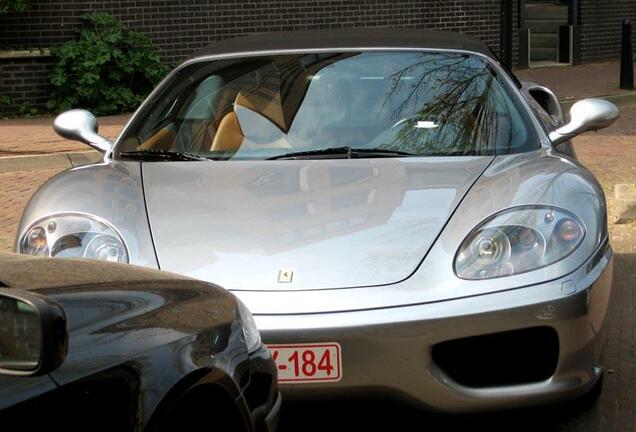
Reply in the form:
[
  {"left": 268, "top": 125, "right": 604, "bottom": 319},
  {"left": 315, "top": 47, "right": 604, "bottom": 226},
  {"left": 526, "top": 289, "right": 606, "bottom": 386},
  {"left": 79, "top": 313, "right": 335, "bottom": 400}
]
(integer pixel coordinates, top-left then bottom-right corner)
[
  {"left": 0, "top": 114, "right": 130, "bottom": 157},
  {"left": 575, "top": 104, "right": 636, "bottom": 240},
  {"left": 0, "top": 168, "right": 64, "bottom": 251}
]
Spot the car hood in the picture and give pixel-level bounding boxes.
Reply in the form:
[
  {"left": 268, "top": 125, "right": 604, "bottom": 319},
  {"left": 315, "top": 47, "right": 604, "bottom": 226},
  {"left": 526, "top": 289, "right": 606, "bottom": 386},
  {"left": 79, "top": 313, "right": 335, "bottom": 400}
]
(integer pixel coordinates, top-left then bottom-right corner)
[{"left": 143, "top": 157, "right": 493, "bottom": 291}]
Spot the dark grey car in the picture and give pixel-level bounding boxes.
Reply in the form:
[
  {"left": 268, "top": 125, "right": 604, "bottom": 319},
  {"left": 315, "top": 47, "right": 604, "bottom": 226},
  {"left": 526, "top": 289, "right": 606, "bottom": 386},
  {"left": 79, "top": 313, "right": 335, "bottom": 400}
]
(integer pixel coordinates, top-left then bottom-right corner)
[{"left": 0, "top": 252, "right": 281, "bottom": 431}]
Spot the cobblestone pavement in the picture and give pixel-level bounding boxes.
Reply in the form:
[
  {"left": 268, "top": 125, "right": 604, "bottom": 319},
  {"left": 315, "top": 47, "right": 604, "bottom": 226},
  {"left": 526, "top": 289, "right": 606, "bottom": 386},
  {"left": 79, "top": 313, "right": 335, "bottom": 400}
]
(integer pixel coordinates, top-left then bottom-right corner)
[{"left": 1, "top": 106, "right": 635, "bottom": 431}]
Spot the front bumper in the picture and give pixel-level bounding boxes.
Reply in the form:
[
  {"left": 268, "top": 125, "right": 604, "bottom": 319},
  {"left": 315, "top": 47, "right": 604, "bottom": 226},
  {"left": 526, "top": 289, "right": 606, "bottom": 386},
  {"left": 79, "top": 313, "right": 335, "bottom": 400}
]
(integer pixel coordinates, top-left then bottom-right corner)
[{"left": 253, "top": 243, "right": 613, "bottom": 413}]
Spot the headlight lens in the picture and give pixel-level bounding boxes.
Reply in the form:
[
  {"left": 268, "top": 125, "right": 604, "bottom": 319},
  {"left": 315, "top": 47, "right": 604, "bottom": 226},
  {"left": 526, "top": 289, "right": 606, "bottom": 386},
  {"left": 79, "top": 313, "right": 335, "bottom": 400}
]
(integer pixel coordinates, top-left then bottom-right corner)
[
  {"left": 455, "top": 206, "right": 585, "bottom": 280},
  {"left": 20, "top": 214, "right": 128, "bottom": 263},
  {"left": 236, "top": 299, "right": 261, "bottom": 354}
]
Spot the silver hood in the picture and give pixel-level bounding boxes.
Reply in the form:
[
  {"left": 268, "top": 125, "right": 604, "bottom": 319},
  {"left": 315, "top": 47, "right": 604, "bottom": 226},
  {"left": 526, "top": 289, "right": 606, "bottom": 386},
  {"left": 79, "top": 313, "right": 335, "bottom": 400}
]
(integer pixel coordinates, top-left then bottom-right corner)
[{"left": 143, "top": 157, "right": 493, "bottom": 291}]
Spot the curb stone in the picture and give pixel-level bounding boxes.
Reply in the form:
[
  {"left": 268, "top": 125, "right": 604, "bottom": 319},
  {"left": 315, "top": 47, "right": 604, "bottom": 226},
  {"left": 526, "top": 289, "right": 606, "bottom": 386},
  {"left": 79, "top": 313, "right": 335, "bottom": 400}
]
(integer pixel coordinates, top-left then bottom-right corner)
[
  {"left": 0, "top": 150, "right": 101, "bottom": 173},
  {"left": 614, "top": 184, "right": 636, "bottom": 223}
]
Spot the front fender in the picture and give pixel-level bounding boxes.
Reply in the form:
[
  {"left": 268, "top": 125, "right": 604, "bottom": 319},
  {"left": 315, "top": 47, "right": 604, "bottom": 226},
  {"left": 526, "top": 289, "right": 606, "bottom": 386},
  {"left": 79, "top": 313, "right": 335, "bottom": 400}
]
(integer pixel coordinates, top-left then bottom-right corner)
[
  {"left": 409, "top": 149, "right": 608, "bottom": 295},
  {"left": 15, "top": 160, "right": 158, "bottom": 268}
]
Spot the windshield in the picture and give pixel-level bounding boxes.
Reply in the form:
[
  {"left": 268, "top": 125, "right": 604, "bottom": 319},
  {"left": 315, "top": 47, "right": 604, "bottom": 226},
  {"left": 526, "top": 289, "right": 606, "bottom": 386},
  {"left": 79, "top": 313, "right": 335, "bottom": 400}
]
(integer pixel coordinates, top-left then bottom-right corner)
[{"left": 116, "top": 51, "right": 537, "bottom": 160}]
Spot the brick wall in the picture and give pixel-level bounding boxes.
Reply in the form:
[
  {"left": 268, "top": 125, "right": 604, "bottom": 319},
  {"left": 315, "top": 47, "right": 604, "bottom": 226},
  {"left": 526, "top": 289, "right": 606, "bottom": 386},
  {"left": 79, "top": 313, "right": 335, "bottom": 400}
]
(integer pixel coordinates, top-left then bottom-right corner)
[
  {"left": 0, "top": 55, "right": 54, "bottom": 116},
  {"left": 0, "top": 0, "right": 502, "bottom": 66},
  {"left": 0, "top": 0, "right": 503, "bottom": 115},
  {"left": 3, "top": 0, "right": 634, "bottom": 115},
  {"left": 579, "top": 0, "right": 636, "bottom": 63}
]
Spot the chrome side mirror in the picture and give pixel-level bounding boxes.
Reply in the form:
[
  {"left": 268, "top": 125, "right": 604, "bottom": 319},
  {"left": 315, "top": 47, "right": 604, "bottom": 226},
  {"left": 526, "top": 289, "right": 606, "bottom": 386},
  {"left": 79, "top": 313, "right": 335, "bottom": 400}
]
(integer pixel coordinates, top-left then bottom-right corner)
[
  {"left": 53, "top": 109, "right": 112, "bottom": 153},
  {"left": 0, "top": 290, "right": 68, "bottom": 377},
  {"left": 549, "top": 98, "right": 620, "bottom": 146}
]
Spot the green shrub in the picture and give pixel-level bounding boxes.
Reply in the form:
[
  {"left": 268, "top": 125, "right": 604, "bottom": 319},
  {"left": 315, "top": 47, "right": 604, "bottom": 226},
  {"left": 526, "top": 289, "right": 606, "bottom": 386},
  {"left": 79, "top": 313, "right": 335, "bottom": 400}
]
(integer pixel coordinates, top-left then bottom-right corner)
[
  {"left": 0, "top": 94, "right": 10, "bottom": 117},
  {"left": 47, "top": 12, "right": 169, "bottom": 115},
  {"left": 19, "top": 102, "right": 39, "bottom": 117},
  {"left": 0, "top": 0, "right": 29, "bottom": 14}
]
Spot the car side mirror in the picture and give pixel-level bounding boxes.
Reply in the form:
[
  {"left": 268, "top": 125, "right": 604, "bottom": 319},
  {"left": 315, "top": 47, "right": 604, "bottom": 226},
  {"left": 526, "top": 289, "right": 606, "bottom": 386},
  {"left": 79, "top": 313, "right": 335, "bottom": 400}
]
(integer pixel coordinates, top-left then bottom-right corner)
[
  {"left": 53, "top": 109, "right": 113, "bottom": 153},
  {"left": 549, "top": 98, "right": 620, "bottom": 146},
  {"left": 0, "top": 290, "right": 68, "bottom": 377}
]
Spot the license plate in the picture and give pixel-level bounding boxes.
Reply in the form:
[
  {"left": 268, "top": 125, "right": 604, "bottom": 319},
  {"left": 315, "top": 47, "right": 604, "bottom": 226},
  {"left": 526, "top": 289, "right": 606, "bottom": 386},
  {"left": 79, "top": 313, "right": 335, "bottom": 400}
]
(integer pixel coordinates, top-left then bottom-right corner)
[{"left": 267, "top": 342, "right": 342, "bottom": 384}]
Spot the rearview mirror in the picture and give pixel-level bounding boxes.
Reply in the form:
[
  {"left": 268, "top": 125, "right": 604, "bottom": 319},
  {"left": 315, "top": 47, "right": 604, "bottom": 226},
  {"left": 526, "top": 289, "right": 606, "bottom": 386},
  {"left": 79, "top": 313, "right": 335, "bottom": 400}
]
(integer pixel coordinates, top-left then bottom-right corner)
[
  {"left": 549, "top": 98, "right": 620, "bottom": 146},
  {"left": 53, "top": 109, "right": 113, "bottom": 153},
  {"left": 0, "top": 290, "right": 68, "bottom": 376}
]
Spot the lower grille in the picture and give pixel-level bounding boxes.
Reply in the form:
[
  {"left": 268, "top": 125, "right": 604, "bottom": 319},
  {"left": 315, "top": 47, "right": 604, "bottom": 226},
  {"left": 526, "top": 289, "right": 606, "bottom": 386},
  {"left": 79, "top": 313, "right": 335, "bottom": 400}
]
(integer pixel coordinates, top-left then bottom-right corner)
[{"left": 431, "top": 326, "right": 559, "bottom": 388}]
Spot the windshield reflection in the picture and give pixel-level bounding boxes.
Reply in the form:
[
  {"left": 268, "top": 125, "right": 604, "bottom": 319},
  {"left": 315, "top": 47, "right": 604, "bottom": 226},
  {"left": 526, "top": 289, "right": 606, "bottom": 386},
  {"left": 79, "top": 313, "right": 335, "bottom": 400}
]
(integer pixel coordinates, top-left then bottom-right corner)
[{"left": 118, "top": 51, "right": 536, "bottom": 159}]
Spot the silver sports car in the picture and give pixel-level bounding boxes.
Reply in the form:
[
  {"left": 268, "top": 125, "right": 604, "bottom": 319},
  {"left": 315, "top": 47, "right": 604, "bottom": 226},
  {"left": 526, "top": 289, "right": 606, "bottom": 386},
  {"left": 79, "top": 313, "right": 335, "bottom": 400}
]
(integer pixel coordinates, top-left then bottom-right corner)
[{"left": 16, "top": 29, "right": 619, "bottom": 412}]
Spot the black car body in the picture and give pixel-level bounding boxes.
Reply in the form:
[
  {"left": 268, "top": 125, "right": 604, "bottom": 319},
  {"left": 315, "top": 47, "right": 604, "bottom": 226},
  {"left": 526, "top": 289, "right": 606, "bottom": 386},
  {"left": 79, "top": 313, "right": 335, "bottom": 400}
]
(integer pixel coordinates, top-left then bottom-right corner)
[{"left": 0, "top": 252, "right": 280, "bottom": 431}]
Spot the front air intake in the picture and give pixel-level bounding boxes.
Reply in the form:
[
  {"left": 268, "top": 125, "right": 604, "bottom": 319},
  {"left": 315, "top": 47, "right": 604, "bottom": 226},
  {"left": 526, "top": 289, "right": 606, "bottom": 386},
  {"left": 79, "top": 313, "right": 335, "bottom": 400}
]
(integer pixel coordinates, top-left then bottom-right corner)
[{"left": 431, "top": 326, "right": 559, "bottom": 388}]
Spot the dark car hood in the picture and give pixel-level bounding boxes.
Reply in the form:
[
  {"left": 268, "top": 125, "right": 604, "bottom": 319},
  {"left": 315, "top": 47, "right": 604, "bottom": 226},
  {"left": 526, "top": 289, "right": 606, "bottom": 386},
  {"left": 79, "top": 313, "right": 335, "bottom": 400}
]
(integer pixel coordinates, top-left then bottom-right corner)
[
  {"left": 0, "top": 252, "right": 238, "bottom": 411},
  {"left": 0, "top": 252, "right": 191, "bottom": 291}
]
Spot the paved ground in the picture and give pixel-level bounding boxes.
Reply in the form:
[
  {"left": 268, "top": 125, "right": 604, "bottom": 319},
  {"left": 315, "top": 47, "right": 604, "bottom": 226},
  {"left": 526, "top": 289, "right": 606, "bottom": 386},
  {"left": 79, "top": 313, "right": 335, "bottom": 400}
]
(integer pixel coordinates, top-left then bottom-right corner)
[
  {"left": 0, "top": 114, "right": 129, "bottom": 157},
  {"left": 0, "top": 168, "right": 62, "bottom": 251},
  {"left": 516, "top": 61, "right": 635, "bottom": 102}
]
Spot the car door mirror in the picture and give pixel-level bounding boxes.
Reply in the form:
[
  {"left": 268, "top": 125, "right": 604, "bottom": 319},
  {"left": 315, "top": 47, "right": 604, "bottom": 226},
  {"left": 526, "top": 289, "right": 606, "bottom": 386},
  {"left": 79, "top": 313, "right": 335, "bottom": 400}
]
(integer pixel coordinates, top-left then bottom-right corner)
[
  {"left": 53, "top": 109, "right": 113, "bottom": 153},
  {"left": 549, "top": 99, "right": 620, "bottom": 146},
  {"left": 0, "top": 290, "right": 68, "bottom": 376}
]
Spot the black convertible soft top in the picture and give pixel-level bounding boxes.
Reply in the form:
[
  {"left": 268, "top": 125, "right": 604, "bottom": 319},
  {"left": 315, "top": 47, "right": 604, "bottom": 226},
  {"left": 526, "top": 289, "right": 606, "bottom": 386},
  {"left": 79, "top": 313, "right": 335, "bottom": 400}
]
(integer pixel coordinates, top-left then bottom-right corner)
[{"left": 189, "top": 28, "right": 496, "bottom": 60}]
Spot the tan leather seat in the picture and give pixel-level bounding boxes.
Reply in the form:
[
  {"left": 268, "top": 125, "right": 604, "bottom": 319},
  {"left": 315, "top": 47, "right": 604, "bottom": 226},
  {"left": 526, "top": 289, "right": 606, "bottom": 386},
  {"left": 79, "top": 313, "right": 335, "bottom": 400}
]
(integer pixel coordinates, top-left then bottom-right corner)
[
  {"left": 210, "top": 91, "right": 259, "bottom": 153},
  {"left": 139, "top": 126, "right": 176, "bottom": 150},
  {"left": 213, "top": 83, "right": 301, "bottom": 152},
  {"left": 210, "top": 109, "right": 244, "bottom": 153}
]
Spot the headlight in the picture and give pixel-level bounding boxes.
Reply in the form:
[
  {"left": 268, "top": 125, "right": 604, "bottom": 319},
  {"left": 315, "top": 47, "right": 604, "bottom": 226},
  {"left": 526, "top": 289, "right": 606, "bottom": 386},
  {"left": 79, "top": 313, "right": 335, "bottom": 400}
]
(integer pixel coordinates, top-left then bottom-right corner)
[
  {"left": 236, "top": 299, "right": 261, "bottom": 354},
  {"left": 20, "top": 214, "right": 129, "bottom": 263},
  {"left": 455, "top": 206, "right": 585, "bottom": 280}
]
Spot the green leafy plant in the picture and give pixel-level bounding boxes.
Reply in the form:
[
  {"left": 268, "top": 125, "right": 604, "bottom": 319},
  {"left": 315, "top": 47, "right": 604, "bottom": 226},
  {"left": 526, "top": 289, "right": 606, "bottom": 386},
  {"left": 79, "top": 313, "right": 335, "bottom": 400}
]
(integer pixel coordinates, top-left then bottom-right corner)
[
  {"left": 0, "top": 0, "right": 29, "bottom": 14},
  {"left": 19, "top": 102, "right": 39, "bottom": 117},
  {"left": 0, "top": 94, "right": 10, "bottom": 117},
  {"left": 47, "top": 12, "right": 169, "bottom": 115}
]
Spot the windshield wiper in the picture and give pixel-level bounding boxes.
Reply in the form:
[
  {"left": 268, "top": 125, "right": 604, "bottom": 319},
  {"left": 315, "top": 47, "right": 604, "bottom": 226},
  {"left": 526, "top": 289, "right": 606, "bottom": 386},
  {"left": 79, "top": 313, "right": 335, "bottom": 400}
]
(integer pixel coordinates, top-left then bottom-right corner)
[
  {"left": 266, "top": 147, "right": 416, "bottom": 160},
  {"left": 351, "top": 148, "right": 417, "bottom": 157},
  {"left": 118, "top": 149, "right": 208, "bottom": 161}
]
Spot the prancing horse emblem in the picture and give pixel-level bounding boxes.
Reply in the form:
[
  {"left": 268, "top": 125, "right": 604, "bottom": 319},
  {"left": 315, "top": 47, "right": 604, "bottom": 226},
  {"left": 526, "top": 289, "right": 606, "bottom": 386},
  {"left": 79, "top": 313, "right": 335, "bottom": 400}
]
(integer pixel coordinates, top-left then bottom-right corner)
[{"left": 278, "top": 269, "right": 294, "bottom": 283}]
